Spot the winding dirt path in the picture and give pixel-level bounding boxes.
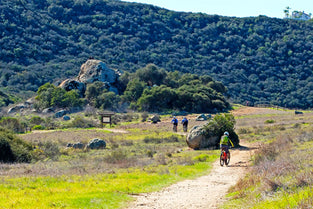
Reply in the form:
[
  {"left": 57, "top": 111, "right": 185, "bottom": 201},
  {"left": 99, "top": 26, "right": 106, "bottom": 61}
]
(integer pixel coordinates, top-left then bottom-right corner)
[{"left": 126, "top": 142, "right": 255, "bottom": 209}]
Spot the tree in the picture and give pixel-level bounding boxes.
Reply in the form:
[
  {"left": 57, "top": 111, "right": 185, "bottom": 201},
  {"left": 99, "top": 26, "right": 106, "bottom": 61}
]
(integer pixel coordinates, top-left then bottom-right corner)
[
  {"left": 121, "top": 78, "right": 146, "bottom": 103},
  {"left": 136, "top": 64, "right": 166, "bottom": 86}
]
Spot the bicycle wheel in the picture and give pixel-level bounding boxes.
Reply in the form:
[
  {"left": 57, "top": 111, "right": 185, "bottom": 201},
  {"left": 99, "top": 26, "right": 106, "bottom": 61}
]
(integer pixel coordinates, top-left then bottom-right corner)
[
  {"left": 225, "top": 153, "right": 230, "bottom": 166},
  {"left": 220, "top": 153, "right": 224, "bottom": 166}
]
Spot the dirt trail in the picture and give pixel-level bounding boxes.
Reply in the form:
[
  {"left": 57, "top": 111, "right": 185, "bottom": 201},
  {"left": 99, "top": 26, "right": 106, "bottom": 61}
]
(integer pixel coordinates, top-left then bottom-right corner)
[{"left": 126, "top": 142, "right": 255, "bottom": 209}]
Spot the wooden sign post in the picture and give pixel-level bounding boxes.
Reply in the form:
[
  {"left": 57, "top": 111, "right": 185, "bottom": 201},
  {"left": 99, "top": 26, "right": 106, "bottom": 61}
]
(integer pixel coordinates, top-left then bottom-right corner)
[{"left": 98, "top": 112, "right": 115, "bottom": 128}]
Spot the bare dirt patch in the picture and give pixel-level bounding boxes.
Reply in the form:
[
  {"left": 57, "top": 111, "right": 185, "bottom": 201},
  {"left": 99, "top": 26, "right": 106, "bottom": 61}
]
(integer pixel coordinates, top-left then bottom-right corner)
[
  {"left": 126, "top": 142, "right": 256, "bottom": 209},
  {"left": 231, "top": 106, "right": 287, "bottom": 116}
]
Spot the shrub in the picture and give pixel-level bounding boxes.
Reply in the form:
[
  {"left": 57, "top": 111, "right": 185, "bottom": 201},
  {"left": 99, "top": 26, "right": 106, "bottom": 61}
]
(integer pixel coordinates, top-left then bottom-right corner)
[
  {"left": 265, "top": 119, "right": 275, "bottom": 124},
  {"left": 193, "top": 154, "right": 210, "bottom": 162},
  {"left": 0, "top": 128, "right": 33, "bottom": 163},
  {"left": 0, "top": 117, "right": 25, "bottom": 133},
  {"left": 30, "top": 116, "right": 45, "bottom": 126},
  {"left": 68, "top": 116, "right": 95, "bottom": 128},
  {"left": 104, "top": 149, "right": 129, "bottom": 164},
  {"left": 40, "top": 141, "right": 60, "bottom": 160},
  {"left": 202, "top": 113, "right": 239, "bottom": 146},
  {"left": 32, "top": 125, "right": 45, "bottom": 130},
  {"left": 141, "top": 112, "right": 149, "bottom": 122},
  {"left": 0, "top": 137, "right": 14, "bottom": 162}
]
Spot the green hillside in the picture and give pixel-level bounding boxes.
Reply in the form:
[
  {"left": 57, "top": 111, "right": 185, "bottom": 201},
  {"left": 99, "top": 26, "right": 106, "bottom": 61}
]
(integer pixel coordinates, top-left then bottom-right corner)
[{"left": 1, "top": 0, "right": 313, "bottom": 108}]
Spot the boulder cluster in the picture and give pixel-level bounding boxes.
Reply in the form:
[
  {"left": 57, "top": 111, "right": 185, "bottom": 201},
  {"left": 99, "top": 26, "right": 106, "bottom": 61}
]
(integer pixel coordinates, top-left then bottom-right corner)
[
  {"left": 59, "top": 59, "right": 121, "bottom": 97},
  {"left": 67, "top": 138, "right": 107, "bottom": 150}
]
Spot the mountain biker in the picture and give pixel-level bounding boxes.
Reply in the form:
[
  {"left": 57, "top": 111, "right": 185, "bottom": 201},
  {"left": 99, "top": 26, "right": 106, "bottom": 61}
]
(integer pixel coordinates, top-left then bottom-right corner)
[
  {"left": 171, "top": 116, "right": 178, "bottom": 132},
  {"left": 220, "top": 131, "right": 234, "bottom": 156},
  {"left": 181, "top": 117, "right": 188, "bottom": 132}
]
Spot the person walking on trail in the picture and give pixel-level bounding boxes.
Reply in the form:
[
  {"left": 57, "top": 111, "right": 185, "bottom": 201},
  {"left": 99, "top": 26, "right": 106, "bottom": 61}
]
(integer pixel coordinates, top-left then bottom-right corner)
[
  {"left": 220, "top": 131, "right": 234, "bottom": 157},
  {"left": 181, "top": 117, "right": 188, "bottom": 132},
  {"left": 171, "top": 116, "right": 178, "bottom": 132}
]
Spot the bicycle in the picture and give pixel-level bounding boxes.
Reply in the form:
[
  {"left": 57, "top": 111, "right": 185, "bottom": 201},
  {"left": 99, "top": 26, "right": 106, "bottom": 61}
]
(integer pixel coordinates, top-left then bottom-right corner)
[
  {"left": 220, "top": 147, "right": 230, "bottom": 166},
  {"left": 173, "top": 124, "right": 177, "bottom": 132}
]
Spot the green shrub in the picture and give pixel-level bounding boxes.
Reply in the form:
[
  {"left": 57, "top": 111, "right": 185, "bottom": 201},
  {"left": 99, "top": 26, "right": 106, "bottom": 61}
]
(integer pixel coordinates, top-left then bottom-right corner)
[
  {"left": 32, "top": 125, "right": 45, "bottom": 130},
  {"left": 68, "top": 116, "right": 95, "bottom": 128},
  {"left": 0, "top": 137, "right": 15, "bottom": 162},
  {"left": 193, "top": 154, "right": 210, "bottom": 162},
  {"left": 265, "top": 119, "right": 275, "bottom": 124},
  {"left": 0, "top": 117, "right": 25, "bottom": 133},
  {"left": 0, "top": 128, "right": 33, "bottom": 163},
  {"left": 30, "top": 116, "right": 45, "bottom": 126},
  {"left": 202, "top": 113, "right": 239, "bottom": 146}
]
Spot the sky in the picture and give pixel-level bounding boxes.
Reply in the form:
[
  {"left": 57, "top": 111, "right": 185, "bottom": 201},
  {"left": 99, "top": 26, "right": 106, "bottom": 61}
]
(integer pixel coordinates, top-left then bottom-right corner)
[{"left": 121, "top": 0, "right": 313, "bottom": 18}]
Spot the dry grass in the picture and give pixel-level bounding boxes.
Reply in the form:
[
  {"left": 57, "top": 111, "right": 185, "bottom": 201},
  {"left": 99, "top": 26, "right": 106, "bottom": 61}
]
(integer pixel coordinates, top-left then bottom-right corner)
[{"left": 225, "top": 107, "right": 313, "bottom": 208}]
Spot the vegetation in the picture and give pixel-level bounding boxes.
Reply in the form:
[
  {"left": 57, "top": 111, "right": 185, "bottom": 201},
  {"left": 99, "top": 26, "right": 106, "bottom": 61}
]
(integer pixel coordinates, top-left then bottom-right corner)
[
  {"left": 202, "top": 113, "right": 239, "bottom": 146},
  {"left": 222, "top": 109, "right": 313, "bottom": 208},
  {"left": 0, "top": 115, "right": 219, "bottom": 208},
  {"left": 1, "top": 0, "right": 313, "bottom": 108},
  {"left": 35, "top": 65, "right": 230, "bottom": 113},
  {"left": 0, "top": 128, "right": 33, "bottom": 163},
  {"left": 34, "top": 83, "right": 85, "bottom": 111}
]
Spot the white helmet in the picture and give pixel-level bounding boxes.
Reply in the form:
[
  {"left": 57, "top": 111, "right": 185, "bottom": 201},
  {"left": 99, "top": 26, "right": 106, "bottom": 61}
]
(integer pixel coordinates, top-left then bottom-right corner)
[{"left": 224, "top": 131, "right": 229, "bottom": 136}]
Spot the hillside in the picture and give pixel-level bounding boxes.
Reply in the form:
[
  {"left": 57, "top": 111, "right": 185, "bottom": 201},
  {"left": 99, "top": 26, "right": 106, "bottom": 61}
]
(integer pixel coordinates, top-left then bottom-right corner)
[{"left": 1, "top": 0, "right": 313, "bottom": 108}]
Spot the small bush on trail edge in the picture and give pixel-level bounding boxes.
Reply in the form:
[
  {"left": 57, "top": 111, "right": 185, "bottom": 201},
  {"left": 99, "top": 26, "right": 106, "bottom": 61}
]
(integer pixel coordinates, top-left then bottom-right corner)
[{"left": 0, "top": 128, "right": 33, "bottom": 163}]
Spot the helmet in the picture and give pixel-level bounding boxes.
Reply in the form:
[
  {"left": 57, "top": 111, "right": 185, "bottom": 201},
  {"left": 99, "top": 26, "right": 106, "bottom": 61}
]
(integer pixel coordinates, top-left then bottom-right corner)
[{"left": 224, "top": 131, "right": 229, "bottom": 136}]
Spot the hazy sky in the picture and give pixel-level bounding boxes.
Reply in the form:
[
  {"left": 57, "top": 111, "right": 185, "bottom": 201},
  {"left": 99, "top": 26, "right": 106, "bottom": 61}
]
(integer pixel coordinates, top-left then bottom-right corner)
[{"left": 121, "top": 0, "right": 313, "bottom": 18}]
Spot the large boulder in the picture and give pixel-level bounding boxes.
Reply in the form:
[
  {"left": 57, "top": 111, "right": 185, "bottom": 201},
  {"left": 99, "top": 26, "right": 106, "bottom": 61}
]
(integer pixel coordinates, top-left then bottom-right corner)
[
  {"left": 87, "top": 138, "right": 106, "bottom": 149},
  {"left": 77, "top": 59, "right": 120, "bottom": 84},
  {"left": 186, "top": 124, "right": 219, "bottom": 149}
]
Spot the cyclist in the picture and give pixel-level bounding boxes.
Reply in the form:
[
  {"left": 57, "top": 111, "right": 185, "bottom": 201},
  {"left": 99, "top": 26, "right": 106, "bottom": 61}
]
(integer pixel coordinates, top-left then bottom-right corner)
[
  {"left": 171, "top": 116, "right": 178, "bottom": 132},
  {"left": 181, "top": 117, "right": 188, "bottom": 132},
  {"left": 220, "top": 131, "right": 234, "bottom": 157}
]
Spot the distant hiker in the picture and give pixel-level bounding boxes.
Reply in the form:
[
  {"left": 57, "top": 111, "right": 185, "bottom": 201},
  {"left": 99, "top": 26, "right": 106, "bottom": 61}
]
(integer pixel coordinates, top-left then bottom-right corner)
[
  {"left": 171, "top": 116, "right": 178, "bottom": 132},
  {"left": 181, "top": 117, "right": 188, "bottom": 132}
]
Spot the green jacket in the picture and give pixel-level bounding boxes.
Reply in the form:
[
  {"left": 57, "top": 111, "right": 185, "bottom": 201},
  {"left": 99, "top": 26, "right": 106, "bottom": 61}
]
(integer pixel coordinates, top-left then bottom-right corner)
[{"left": 220, "top": 135, "right": 234, "bottom": 147}]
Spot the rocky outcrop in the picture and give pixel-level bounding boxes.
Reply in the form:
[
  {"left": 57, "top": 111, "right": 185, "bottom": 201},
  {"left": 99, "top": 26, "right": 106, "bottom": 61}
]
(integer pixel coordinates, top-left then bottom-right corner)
[
  {"left": 59, "top": 59, "right": 121, "bottom": 95},
  {"left": 77, "top": 59, "right": 120, "bottom": 84},
  {"left": 186, "top": 124, "right": 219, "bottom": 149}
]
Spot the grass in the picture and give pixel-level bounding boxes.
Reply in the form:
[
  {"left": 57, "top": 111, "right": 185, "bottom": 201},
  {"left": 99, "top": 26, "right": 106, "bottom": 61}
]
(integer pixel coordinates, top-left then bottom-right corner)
[
  {"left": 222, "top": 109, "right": 313, "bottom": 209},
  {"left": 0, "top": 158, "right": 217, "bottom": 209},
  {"left": 0, "top": 114, "right": 217, "bottom": 208}
]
